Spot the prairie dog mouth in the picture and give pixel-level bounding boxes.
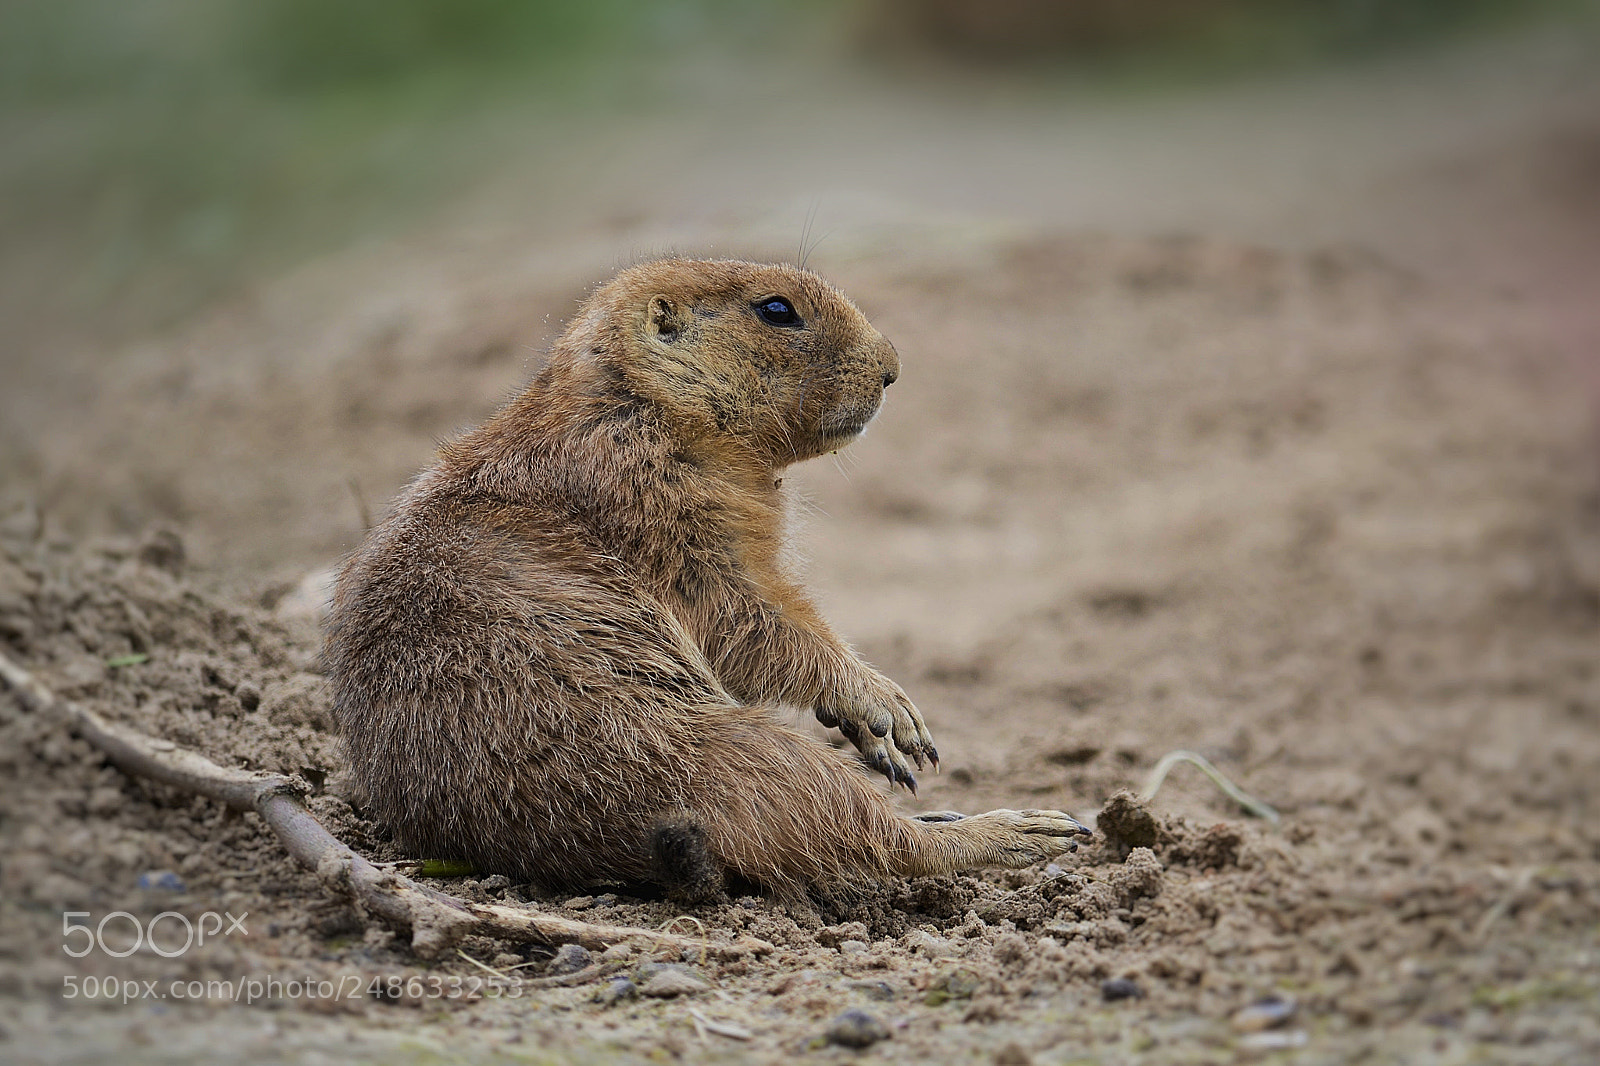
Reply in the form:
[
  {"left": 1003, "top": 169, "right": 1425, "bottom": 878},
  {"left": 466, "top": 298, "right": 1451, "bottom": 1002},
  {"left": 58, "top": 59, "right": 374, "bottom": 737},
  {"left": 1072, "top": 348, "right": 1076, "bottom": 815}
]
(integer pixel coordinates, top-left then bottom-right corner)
[
  {"left": 819, "top": 419, "right": 871, "bottom": 442},
  {"left": 819, "top": 406, "right": 880, "bottom": 442}
]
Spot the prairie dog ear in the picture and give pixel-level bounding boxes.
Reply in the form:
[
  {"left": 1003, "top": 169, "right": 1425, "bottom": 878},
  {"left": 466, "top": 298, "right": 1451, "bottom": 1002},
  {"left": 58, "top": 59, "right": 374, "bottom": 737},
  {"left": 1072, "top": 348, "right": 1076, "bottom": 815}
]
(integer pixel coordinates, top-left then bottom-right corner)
[{"left": 644, "top": 295, "right": 687, "bottom": 344}]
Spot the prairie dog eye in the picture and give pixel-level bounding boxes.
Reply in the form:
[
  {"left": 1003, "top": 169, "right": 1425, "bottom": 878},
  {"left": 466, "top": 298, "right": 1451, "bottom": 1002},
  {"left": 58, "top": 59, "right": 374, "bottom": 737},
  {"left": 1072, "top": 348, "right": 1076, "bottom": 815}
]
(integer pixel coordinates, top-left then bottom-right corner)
[{"left": 754, "top": 298, "right": 801, "bottom": 328}]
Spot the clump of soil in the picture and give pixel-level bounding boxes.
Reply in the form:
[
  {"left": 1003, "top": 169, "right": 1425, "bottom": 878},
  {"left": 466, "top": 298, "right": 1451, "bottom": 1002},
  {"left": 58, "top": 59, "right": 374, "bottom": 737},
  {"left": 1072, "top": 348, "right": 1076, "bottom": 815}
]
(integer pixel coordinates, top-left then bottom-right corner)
[{"left": 1094, "top": 790, "right": 1164, "bottom": 857}]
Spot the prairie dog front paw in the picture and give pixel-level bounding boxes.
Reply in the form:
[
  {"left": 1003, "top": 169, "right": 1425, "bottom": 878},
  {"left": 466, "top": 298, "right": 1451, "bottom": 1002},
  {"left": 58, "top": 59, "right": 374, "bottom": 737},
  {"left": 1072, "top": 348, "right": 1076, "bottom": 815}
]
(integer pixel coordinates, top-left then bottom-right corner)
[{"left": 816, "top": 668, "right": 937, "bottom": 791}]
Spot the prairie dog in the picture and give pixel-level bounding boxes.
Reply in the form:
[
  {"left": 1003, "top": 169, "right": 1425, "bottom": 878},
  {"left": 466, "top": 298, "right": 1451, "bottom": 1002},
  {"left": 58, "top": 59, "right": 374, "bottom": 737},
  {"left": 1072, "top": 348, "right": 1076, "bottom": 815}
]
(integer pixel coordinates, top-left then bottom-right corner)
[{"left": 326, "top": 258, "right": 1089, "bottom": 897}]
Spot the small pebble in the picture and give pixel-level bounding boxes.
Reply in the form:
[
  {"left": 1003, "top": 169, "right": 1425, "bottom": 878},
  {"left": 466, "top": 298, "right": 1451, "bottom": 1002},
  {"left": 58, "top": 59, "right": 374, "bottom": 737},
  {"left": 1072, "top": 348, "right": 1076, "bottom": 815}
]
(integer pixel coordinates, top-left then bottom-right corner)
[
  {"left": 594, "top": 977, "right": 637, "bottom": 1006},
  {"left": 824, "top": 1008, "right": 890, "bottom": 1049},
  {"left": 848, "top": 980, "right": 895, "bottom": 1001},
  {"left": 639, "top": 969, "right": 710, "bottom": 997},
  {"left": 600, "top": 942, "right": 634, "bottom": 962},
  {"left": 942, "top": 969, "right": 981, "bottom": 998},
  {"left": 903, "top": 930, "right": 955, "bottom": 958},
  {"left": 838, "top": 939, "right": 870, "bottom": 956},
  {"left": 546, "top": 943, "right": 592, "bottom": 976},
  {"left": 994, "top": 1043, "right": 1033, "bottom": 1066},
  {"left": 86, "top": 787, "right": 122, "bottom": 817},
  {"left": 136, "top": 870, "right": 186, "bottom": 893},
  {"left": 634, "top": 961, "right": 698, "bottom": 982},
  {"left": 1231, "top": 994, "right": 1296, "bottom": 1032},
  {"left": 1101, "top": 977, "right": 1145, "bottom": 1002},
  {"left": 1238, "top": 1030, "right": 1308, "bottom": 1050},
  {"left": 925, "top": 968, "right": 981, "bottom": 1006},
  {"left": 820, "top": 921, "right": 869, "bottom": 946}
]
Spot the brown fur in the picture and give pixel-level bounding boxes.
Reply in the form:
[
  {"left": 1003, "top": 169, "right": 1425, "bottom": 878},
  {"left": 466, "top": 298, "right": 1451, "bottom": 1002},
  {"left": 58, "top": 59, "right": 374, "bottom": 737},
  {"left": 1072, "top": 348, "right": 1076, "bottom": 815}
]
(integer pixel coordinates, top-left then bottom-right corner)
[{"left": 326, "top": 258, "right": 1090, "bottom": 896}]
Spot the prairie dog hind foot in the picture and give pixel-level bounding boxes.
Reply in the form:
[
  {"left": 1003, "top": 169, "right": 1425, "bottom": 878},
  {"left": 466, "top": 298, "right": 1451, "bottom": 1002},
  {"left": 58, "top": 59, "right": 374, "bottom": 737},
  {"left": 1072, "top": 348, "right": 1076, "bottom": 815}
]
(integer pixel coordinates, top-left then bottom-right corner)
[{"left": 899, "top": 808, "right": 1093, "bottom": 877}]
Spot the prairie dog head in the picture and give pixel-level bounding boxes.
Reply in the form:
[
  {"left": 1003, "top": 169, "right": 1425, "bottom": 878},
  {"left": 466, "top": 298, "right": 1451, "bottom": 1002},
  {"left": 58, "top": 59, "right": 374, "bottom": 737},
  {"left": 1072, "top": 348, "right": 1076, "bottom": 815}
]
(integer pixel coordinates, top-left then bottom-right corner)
[{"left": 575, "top": 258, "right": 900, "bottom": 464}]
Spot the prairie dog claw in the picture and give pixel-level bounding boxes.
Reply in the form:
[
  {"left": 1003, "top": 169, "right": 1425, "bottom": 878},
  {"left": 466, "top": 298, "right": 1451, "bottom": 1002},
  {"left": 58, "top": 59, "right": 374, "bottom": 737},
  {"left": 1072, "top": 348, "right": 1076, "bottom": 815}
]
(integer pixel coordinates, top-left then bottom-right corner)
[{"left": 818, "top": 667, "right": 937, "bottom": 791}]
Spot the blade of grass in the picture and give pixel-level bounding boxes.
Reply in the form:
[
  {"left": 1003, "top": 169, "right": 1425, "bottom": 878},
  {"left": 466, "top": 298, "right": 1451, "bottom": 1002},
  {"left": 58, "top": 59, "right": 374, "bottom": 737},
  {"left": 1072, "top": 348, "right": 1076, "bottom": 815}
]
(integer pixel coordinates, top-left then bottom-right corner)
[{"left": 1140, "top": 749, "right": 1280, "bottom": 824}]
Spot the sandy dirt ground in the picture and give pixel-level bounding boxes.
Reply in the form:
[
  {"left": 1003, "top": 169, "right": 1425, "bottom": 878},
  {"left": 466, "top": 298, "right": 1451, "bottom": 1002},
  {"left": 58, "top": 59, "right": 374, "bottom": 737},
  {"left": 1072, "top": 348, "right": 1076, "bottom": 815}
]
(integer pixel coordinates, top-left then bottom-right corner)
[{"left": 3, "top": 25, "right": 1600, "bottom": 1066}]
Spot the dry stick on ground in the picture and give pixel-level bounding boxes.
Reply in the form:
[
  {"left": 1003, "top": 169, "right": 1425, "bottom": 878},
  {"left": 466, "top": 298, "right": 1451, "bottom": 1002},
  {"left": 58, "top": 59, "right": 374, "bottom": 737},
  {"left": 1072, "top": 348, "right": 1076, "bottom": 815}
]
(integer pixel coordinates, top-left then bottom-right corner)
[{"left": 0, "top": 649, "right": 746, "bottom": 961}]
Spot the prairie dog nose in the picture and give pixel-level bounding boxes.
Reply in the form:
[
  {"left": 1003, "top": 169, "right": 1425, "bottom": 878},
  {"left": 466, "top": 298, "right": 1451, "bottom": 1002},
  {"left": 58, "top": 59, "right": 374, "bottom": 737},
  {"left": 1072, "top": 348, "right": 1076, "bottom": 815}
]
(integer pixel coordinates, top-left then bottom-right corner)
[{"left": 878, "top": 338, "right": 900, "bottom": 388}]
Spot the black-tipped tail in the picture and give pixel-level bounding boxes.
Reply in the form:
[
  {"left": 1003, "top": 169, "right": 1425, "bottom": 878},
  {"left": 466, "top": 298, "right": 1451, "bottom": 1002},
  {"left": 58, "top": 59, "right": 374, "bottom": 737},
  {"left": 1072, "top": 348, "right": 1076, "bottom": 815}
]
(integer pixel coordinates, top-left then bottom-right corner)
[{"left": 650, "top": 813, "right": 725, "bottom": 906}]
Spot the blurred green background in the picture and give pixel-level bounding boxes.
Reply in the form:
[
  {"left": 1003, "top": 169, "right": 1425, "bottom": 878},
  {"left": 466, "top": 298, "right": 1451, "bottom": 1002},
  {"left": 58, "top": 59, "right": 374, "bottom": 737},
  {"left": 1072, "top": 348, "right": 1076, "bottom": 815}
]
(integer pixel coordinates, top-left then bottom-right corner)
[{"left": 0, "top": 0, "right": 1589, "bottom": 359}]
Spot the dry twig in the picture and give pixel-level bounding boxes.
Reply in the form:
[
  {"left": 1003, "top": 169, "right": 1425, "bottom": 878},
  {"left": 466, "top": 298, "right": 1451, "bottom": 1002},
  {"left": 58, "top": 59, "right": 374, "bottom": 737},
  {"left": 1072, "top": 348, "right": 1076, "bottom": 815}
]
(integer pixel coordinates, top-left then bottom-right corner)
[{"left": 0, "top": 650, "right": 758, "bottom": 961}]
